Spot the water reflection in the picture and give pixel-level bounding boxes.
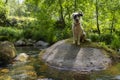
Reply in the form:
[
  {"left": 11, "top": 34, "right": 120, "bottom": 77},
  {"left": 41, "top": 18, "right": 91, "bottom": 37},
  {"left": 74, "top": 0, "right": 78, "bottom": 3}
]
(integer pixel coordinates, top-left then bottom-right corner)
[
  {"left": 12, "top": 47, "right": 120, "bottom": 80},
  {"left": 16, "top": 46, "right": 40, "bottom": 54}
]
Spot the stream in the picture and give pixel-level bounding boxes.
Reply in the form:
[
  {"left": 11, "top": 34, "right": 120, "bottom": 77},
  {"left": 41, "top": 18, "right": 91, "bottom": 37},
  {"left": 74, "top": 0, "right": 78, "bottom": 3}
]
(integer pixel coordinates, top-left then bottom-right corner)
[{"left": 1, "top": 46, "right": 120, "bottom": 80}]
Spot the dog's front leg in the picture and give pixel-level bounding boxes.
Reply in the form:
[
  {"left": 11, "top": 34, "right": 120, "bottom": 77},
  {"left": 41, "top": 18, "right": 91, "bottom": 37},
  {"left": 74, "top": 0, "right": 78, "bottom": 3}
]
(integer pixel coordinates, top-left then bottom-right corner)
[
  {"left": 73, "top": 32, "right": 76, "bottom": 44},
  {"left": 77, "top": 34, "right": 81, "bottom": 45},
  {"left": 72, "top": 26, "right": 76, "bottom": 44}
]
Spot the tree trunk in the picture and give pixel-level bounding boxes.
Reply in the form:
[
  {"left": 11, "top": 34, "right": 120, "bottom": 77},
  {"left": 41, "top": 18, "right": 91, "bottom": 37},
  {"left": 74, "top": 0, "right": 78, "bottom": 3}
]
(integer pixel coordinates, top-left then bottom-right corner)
[
  {"left": 111, "top": 13, "right": 115, "bottom": 34},
  {"left": 74, "top": 0, "right": 77, "bottom": 12},
  {"left": 96, "top": 0, "right": 100, "bottom": 35},
  {"left": 5, "top": 0, "right": 8, "bottom": 4},
  {"left": 58, "top": 0, "right": 65, "bottom": 28}
]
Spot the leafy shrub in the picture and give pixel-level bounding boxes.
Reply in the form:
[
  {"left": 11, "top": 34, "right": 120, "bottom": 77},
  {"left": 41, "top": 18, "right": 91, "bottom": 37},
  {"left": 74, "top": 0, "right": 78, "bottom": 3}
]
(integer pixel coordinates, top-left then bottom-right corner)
[
  {"left": 7, "top": 16, "right": 34, "bottom": 27},
  {"left": 22, "top": 21, "right": 72, "bottom": 44},
  {"left": 0, "top": 27, "right": 23, "bottom": 41},
  {"left": 62, "top": 26, "right": 72, "bottom": 39},
  {"left": 88, "top": 33, "right": 117, "bottom": 46},
  {"left": 0, "top": 1, "right": 8, "bottom": 26},
  {"left": 0, "top": 36, "right": 9, "bottom": 41},
  {"left": 115, "top": 30, "right": 120, "bottom": 36},
  {"left": 22, "top": 20, "right": 55, "bottom": 43},
  {"left": 31, "top": 29, "right": 46, "bottom": 41},
  {"left": 99, "top": 33, "right": 114, "bottom": 45},
  {"left": 88, "top": 33, "right": 100, "bottom": 42},
  {"left": 23, "top": 27, "right": 33, "bottom": 39},
  {"left": 111, "top": 35, "right": 120, "bottom": 50}
]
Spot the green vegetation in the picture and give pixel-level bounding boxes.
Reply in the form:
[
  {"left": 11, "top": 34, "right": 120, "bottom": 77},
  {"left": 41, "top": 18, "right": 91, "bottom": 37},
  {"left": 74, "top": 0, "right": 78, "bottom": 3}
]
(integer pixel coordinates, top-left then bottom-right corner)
[
  {"left": 0, "top": 27, "right": 23, "bottom": 41},
  {"left": 0, "top": 0, "right": 120, "bottom": 50}
]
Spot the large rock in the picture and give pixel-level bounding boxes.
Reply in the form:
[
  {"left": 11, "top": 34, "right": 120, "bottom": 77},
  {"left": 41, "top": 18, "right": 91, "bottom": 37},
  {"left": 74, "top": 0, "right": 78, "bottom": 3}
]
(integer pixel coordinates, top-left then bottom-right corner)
[
  {"left": 0, "top": 41, "right": 16, "bottom": 65},
  {"left": 42, "top": 39, "right": 111, "bottom": 72}
]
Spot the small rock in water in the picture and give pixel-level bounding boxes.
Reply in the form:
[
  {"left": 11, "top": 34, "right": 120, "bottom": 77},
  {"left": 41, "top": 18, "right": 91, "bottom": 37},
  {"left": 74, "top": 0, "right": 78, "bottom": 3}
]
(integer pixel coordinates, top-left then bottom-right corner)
[
  {"left": 14, "top": 53, "right": 29, "bottom": 62},
  {"left": 34, "top": 41, "right": 49, "bottom": 48},
  {"left": 37, "top": 78, "right": 53, "bottom": 80},
  {"left": 114, "top": 75, "right": 120, "bottom": 80},
  {"left": 15, "top": 40, "right": 26, "bottom": 46}
]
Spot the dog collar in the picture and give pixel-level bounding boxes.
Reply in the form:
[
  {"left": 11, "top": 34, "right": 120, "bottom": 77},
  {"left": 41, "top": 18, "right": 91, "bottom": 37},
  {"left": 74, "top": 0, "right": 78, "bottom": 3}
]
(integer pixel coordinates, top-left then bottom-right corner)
[{"left": 74, "top": 22, "right": 80, "bottom": 26}]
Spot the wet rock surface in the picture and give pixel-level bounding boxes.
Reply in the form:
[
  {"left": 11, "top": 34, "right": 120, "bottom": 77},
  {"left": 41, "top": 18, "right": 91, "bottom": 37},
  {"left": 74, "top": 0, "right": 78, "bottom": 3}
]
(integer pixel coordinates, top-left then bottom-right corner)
[{"left": 42, "top": 39, "right": 111, "bottom": 72}]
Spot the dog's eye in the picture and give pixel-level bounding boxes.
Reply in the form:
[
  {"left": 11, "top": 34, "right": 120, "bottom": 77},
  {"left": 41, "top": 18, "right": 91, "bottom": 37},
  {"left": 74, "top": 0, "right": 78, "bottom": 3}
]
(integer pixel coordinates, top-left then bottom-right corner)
[{"left": 74, "top": 15, "right": 77, "bottom": 19}]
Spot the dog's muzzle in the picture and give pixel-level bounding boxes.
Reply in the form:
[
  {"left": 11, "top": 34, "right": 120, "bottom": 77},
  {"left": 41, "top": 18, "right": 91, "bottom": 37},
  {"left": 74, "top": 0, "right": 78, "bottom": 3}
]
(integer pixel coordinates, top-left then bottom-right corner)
[{"left": 75, "top": 19, "right": 79, "bottom": 23}]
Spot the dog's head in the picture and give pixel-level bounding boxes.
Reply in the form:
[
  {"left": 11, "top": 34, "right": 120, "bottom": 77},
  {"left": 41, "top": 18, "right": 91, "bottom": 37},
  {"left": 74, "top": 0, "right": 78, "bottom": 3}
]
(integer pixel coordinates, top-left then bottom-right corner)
[{"left": 72, "top": 12, "right": 83, "bottom": 23}]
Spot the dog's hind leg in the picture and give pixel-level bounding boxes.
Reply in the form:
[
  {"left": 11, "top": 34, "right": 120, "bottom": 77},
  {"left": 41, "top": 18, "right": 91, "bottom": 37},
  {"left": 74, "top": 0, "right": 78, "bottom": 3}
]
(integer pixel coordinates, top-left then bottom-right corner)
[{"left": 81, "top": 32, "right": 86, "bottom": 42}]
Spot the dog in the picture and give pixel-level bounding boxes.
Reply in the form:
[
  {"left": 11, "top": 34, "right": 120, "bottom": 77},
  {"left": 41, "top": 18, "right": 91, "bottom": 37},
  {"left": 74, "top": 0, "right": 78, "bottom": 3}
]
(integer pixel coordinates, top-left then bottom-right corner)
[{"left": 72, "top": 12, "right": 86, "bottom": 45}]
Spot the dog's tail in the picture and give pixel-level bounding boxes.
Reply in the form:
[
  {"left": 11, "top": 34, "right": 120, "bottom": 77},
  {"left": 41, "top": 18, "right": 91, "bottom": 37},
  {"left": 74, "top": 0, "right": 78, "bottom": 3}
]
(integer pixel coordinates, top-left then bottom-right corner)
[{"left": 84, "top": 38, "right": 91, "bottom": 42}]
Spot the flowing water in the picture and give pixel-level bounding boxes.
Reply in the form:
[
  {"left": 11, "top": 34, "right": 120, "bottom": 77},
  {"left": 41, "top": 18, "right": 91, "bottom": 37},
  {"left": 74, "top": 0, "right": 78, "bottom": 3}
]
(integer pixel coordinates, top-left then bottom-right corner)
[{"left": 1, "top": 46, "right": 120, "bottom": 80}]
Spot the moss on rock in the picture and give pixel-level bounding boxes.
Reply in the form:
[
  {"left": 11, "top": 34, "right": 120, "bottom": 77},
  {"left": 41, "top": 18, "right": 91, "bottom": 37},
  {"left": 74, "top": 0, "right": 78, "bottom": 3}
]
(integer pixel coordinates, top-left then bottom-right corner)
[{"left": 0, "top": 41, "right": 16, "bottom": 65}]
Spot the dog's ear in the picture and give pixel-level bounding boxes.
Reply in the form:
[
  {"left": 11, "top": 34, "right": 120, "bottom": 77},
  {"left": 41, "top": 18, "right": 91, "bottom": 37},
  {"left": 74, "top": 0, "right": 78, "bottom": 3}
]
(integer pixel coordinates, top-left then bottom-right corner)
[{"left": 78, "top": 12, "right": 83, "bottom": 16}]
